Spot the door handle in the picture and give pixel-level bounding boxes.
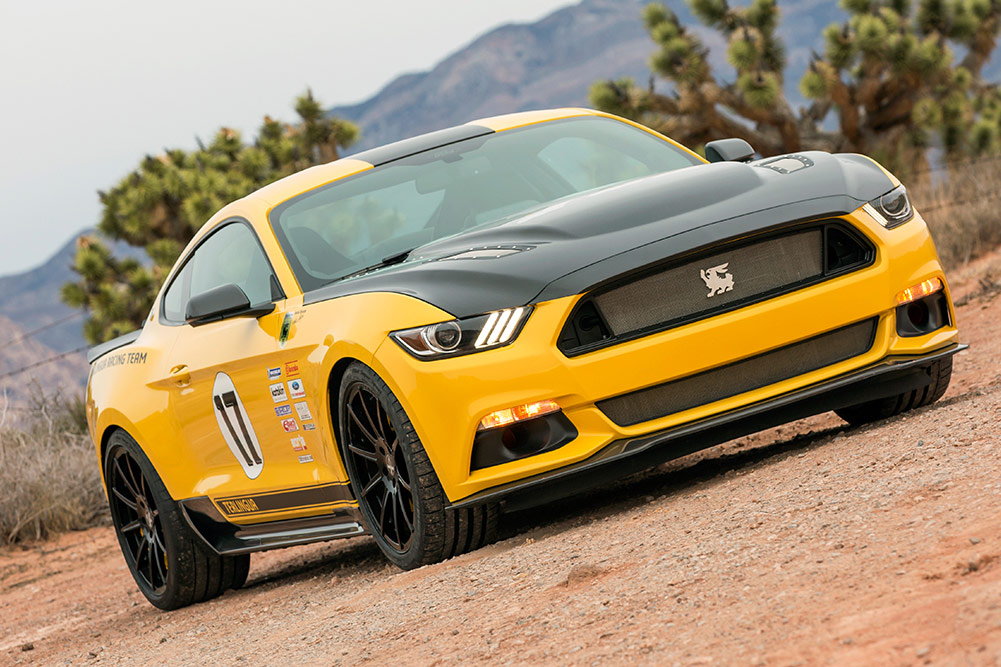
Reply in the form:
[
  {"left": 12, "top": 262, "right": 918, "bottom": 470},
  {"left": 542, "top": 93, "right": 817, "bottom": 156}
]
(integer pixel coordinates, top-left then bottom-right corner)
[{"left": 170, "top": 364, "right": 191, "bottom": 386}]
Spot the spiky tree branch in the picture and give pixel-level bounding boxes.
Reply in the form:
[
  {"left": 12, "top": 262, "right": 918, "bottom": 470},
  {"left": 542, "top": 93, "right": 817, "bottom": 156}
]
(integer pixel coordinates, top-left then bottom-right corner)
[{"left": 592, "top": 0, "right": 1001, "bottom": 166}]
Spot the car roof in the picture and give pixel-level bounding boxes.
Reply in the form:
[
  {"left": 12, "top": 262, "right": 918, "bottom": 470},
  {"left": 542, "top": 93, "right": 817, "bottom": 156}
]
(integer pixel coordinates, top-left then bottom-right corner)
[{"left": 246, "top": 108, "right": 599, "bottom": 210}]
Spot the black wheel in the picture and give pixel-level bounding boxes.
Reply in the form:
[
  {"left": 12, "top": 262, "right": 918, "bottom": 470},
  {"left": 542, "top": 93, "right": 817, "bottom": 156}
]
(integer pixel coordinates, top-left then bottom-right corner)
[
  {"left": 105, "top": 430, "right": 249, "bottom": 610},
  {"left": 835, "top": 356, "right": 953, "bottom": 427},
  {"left": 338, "top": 362, "right": 498, "bottom": 569}
]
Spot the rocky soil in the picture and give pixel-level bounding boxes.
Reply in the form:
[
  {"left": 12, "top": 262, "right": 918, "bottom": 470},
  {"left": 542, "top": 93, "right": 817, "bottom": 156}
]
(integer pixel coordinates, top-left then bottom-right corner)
[{"left": 2, "top": 252, "right": 1000, "bottom": 666}]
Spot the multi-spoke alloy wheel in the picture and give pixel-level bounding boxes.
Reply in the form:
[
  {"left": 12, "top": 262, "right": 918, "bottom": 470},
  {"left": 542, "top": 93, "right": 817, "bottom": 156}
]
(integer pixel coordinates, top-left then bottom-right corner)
[
  {"left": 104, "top": 430, "right": 250, "bottom": 610},
  {"left": 338, "top": 362, "right": 499, "bottom": 570},
  {"left": 344, "top": 384, "right": 415, "bottom": 552},
  {"left": 109, "top": 447, "right": 168, "bottom": 594}
]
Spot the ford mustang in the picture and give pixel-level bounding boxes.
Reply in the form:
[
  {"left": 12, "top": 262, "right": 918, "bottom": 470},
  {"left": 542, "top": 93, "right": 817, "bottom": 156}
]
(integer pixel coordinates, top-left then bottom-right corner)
[{"left": 86, "top": 108, "right": 964, "bottom": 609}]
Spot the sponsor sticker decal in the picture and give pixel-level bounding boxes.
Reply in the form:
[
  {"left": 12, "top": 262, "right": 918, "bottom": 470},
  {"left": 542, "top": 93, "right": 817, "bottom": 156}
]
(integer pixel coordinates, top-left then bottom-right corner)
[
  {"left": 290, "top": 436, "right": 307, "bottom": 452},
  {"left": 287, "top": 378, "right": 306, "bottom": 399},
  {"left": 303, "top": 423, "right": 316, "bottom": 431},
  {"left": 279, "top": 313, "right": 293, "bottom": 348},
  {"left": 282, "top": 418, "right": 299, "bottom": 433},
  {"left": 219, "top": 498, "right": 259, "bottom": 515},
  {"left": 285, "top": 360, "right": 300, "bottom": 377},
  {"left": 212, "top": 372, "right": 264, "bottom": 480},
  {"left": 298, "top": 454, "right": 314, "bottom": 464},
  {"left": 267, "top": 366, "right": 281, "bottom": 380},
  {"left": 275, "top": 405, "right": 292, "bottom": 417},
  {"left": 294, "top": 401, "right": 313, "bottom": 422},
  {"left": 270, "top": 382, "right": 288, "bottom": 404}
]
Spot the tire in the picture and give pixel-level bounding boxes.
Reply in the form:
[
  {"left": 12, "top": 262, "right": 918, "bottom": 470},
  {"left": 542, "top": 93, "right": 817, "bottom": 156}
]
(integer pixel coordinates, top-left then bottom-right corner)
[
  {"left": 835, "top": 356, "right": 953, "bottom": 427},
  {"left": 104, "top": 430, "right": 250, "bottom": 610},
  {"left": 337, "top": 362, "right": 498, "bottom": 569}
]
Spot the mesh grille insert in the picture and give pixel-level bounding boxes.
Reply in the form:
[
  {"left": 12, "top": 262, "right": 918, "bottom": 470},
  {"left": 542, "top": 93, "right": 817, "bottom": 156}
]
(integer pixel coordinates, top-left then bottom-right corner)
[
  {"left": 596, "top": 229, "right": 823, "bottom": 336},
  {"left": 596, "top": 318, "right": 878, "bottom": 427},
  {"left": 558, "top": 222, "right": 874, "bottom": 356}
]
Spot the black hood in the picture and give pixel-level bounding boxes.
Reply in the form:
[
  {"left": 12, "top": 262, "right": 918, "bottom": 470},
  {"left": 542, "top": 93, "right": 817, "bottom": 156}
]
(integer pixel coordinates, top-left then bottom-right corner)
[{"left": 304, "top": 151, "right": 896, "bottom": 318}]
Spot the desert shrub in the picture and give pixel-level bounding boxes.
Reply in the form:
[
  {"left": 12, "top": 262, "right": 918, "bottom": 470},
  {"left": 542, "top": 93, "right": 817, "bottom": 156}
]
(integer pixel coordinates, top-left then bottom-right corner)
[
  {"left": 910, "top": 158, "right": 1001, "bottom": 269},
  {"left": 0, "top": 393, "right": 108, "bottom": 544}
]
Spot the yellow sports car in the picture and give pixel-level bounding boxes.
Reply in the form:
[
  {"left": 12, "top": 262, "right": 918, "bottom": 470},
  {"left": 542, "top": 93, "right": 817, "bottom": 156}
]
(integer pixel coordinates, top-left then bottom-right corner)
[{"left": 86, "top": 109, "right": 964, "bottom": 609}]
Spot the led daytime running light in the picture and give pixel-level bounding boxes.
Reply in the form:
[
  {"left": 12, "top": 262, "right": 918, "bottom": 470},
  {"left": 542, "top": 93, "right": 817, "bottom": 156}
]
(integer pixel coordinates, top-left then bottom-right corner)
[
  {"left": 478, "top": 399, "right": 561, "bottom": 431},
  {"left": 475, "top": 307, "right": 526, "bottom": 349},
  {"left": 896, "top": 277, "right": 943, "bottom": 305},
  {"left": 862, "top": 202, "right": 887, "bottom": 226}
]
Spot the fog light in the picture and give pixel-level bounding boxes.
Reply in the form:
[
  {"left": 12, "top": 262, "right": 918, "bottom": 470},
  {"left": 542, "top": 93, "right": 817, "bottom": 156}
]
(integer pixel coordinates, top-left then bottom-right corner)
[
  {"left": 478, "top": 399, "right": 561, "bottom": 431},
  {"left": 896, "top": 277, "right": 943, "bottom": 306}
]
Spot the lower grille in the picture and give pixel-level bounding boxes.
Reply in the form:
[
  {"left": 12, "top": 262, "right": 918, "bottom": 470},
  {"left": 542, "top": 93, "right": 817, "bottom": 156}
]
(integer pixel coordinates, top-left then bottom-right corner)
[{"left": 596, "top": 318, "right": 878, "bottom": 427}]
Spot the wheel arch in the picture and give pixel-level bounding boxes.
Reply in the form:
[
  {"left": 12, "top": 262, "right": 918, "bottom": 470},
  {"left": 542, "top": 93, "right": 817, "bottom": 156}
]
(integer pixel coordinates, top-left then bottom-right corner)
[
  {"left": 326, "top": 355, "right": 365, "bottom": 470},
  {"left": 94, "top": 412, "right": 175, "bottom": 499}
]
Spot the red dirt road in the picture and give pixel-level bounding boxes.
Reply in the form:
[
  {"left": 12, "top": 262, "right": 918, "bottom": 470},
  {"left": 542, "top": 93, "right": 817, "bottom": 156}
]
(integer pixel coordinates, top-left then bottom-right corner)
[{"left": 3, "top": 254, "right": 1001, "bottom": 666}]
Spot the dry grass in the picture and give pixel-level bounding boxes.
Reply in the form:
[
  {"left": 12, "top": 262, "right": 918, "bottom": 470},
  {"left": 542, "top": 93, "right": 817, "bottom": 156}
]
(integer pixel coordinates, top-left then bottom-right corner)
[
  {"left": 0, "top": 392, "right": 108, "bottom": 545},
  {"left": 909, "top": 157, "right": 1001, "bottom": 269}
]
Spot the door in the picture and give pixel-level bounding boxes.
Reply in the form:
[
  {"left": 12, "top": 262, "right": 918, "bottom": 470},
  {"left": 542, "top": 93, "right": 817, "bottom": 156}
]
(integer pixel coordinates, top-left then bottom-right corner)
[{"left": 161, "top": 220, "right": 319, "bottom": 501}]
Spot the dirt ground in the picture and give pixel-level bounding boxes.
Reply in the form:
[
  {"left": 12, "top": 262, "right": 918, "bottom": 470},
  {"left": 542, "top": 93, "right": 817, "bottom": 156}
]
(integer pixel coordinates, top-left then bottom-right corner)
[{"left": 2, "top": 253, "right": 1001, "bottom": 666}]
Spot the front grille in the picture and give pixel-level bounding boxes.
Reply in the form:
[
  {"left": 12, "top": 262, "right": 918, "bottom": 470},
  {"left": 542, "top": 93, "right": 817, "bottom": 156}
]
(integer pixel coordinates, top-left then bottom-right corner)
[
  {"left": 558, "top": 222, "right": 874, "bottom": 355},
  {"left": 596, "top": 318, "right": 878, "bottom": 427}
]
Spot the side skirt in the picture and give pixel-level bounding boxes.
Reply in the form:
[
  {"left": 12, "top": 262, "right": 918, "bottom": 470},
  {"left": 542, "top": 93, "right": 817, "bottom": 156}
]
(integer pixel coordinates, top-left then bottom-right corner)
[{"left": 179, "top": 497, "right": 366, "bottom": 556}]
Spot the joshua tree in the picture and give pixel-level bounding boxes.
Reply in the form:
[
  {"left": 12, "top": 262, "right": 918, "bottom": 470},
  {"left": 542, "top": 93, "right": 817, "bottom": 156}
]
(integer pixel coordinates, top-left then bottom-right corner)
[{"left": 591, "top": 0, "right": 1001, "bottom": 167}]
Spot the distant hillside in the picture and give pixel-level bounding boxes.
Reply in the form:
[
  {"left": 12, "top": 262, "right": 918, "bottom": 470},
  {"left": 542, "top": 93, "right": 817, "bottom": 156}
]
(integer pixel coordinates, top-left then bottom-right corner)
[
  {"left": 0, "top": 233, "right": 143, "bottom": 407},
  {"left": 0, "top": 314, "right": 88, "bottom": 416},
  {"left": 331, "top": 0, "right": 850, "bottom": 152},
  {"left": 0, "top": 232, "right": 141, "bottom": 353},
  {"left": 331, "top": 0, "right": 655, "bottom": 151},
  {"left": 332, "top": 0, "right": 1001, "bottom": 153},
  {"left": 0, "top": 234, "right": 88, "bottom": 354}
]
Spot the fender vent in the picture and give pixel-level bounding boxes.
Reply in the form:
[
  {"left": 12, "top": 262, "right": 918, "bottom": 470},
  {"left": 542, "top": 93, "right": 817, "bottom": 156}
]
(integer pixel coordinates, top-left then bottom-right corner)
[{"left": 596, "top": 318, "right": 878, "bottom": 427}]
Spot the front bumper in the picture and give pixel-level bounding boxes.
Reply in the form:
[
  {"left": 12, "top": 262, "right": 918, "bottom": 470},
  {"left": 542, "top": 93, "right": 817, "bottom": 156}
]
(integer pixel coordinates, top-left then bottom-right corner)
[
  {"left": 370, "top": 208, "right": 960, "bottom": 504},
  {"left": 452, "top": 342, "right": 965, "bottom": 510}
]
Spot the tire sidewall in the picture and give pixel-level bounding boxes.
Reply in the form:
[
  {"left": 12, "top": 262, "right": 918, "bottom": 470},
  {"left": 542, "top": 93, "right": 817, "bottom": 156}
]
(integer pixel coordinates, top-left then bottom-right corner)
[{"left": 104, "top": 430, "right": 196, "bottom": 610}]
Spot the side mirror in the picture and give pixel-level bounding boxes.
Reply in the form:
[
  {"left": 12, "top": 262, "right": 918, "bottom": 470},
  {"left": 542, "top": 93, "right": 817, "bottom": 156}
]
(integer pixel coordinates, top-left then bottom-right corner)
[
  {"left": 185, "top": 283, "right": 275, "bottom": 326},
  {"left": 705, "top": 138, "right": 755, "bottom": 163}
]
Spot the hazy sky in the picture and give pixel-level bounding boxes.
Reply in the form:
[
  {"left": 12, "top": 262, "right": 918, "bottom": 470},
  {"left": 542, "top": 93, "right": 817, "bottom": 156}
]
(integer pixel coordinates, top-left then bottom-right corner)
[{"left": 0, "top": 0, "right": 573, "bottom": 276}]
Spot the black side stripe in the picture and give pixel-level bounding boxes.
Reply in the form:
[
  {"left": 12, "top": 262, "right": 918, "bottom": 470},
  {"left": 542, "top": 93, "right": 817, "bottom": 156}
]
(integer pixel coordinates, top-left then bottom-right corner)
[{"left": 215, "top": 482, "right": 354, "bottom": 517}]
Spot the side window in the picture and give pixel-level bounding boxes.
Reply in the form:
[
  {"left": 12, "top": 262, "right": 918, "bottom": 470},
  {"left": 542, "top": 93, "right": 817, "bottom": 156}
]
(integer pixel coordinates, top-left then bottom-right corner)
[
  {"left": 161, "top": 222, "right": 278, "bottom": 324},
  {"left": 161, "top": 262, "right": 191, "bottom": 323}
]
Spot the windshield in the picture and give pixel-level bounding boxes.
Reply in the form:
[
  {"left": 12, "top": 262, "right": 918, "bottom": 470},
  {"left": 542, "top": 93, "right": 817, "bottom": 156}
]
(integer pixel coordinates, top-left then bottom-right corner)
[{"left": 270, "top": 116, "right": 702, "bottom": 291}]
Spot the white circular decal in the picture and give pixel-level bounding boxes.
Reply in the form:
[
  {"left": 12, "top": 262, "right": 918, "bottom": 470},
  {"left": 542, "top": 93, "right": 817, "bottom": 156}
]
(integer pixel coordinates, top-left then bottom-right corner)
[{"left": 212, "top": 372, "right": 264, "bottom": 479}]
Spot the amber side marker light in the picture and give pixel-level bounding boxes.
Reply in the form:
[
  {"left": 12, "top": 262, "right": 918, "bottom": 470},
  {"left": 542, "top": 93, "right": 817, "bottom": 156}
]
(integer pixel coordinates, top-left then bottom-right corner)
[
  {"left": 478, "top": 400, "right": 561, "bottom": 431},
  {"left": 896, "top": 277, "right": 944, "bottom": 306}
]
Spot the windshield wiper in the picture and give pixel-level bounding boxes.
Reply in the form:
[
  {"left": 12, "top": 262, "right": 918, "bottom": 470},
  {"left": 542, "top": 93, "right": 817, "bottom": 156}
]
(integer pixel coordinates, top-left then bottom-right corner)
[{"left": 332, "top": 247, "right": 418, "bottom": 284}]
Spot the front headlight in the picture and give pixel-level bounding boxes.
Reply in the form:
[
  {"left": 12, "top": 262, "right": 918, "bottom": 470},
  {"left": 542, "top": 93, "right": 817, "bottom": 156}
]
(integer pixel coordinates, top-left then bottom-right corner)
[
  {"left": 390, "top": 306, "right": 533, "bottom": 360},
  {"left": 863, "top": 184, "right": 913, "bottom": 229}
]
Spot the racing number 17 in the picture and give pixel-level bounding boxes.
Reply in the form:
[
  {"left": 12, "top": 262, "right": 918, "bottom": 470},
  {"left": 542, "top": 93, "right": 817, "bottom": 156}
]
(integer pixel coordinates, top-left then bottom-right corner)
[{"left": 213, "top": 391, "right": 263, "bottom": 466}]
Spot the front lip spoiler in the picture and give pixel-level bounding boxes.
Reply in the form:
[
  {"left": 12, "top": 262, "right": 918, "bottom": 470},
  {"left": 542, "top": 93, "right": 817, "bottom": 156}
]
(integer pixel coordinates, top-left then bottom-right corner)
[{"left": 452, "top": 342, "right": 967, "bottom": 512}]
